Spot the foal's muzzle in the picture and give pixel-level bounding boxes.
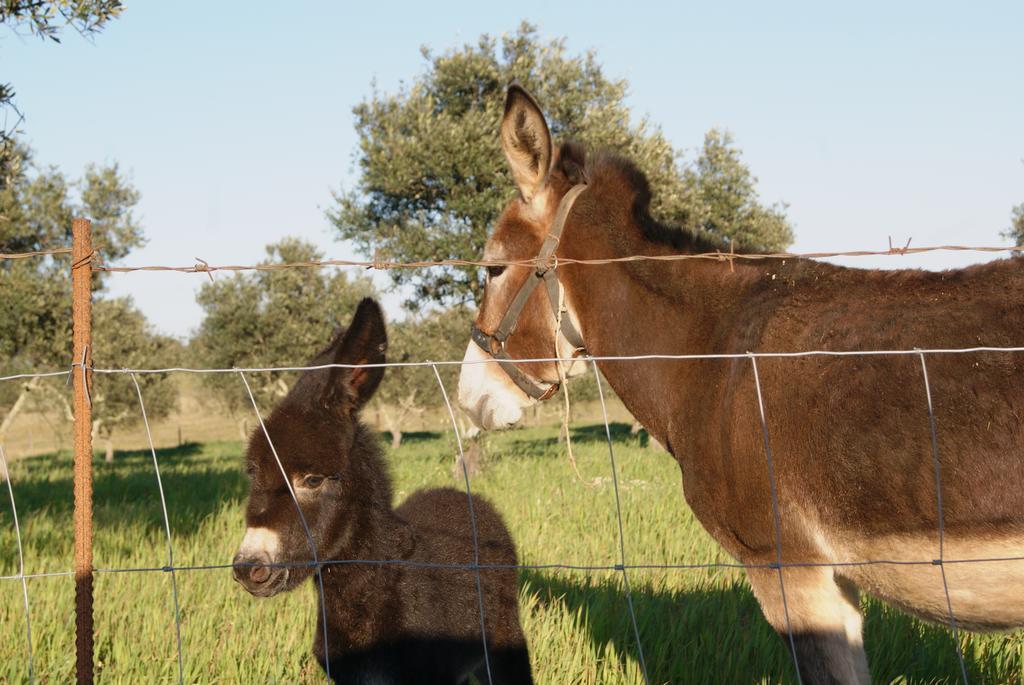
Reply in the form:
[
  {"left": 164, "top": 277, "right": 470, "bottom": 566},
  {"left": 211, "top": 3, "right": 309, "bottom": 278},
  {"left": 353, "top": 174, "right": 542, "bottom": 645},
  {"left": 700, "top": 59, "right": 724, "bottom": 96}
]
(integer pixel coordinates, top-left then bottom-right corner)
[{"left": 232, "top": 551, "right": 289, "bottom": 597}]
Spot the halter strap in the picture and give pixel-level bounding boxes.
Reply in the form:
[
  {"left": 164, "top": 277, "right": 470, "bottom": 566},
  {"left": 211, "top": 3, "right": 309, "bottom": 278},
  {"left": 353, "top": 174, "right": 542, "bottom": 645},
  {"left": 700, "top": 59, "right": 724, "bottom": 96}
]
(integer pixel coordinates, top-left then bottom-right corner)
[{"left": 470, "top": 184, "right": 587, "bottom": 400}]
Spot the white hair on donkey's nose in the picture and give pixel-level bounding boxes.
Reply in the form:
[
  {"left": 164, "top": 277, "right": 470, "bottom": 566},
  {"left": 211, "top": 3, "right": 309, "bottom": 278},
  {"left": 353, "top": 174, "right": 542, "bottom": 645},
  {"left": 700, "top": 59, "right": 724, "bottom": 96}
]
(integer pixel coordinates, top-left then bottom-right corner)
[
  {"left": 457, "top": 340, "right": 529, "bottom": 430},
  {"left": 238, "top": 527, "right": 281, "bottom": 559}
]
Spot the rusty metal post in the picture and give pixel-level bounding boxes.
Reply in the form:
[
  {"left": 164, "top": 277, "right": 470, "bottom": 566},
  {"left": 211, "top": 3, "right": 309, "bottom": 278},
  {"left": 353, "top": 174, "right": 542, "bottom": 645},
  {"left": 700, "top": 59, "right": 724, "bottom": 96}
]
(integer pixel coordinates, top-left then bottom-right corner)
[{"left": 71, "top": 218, "right": 94, "bottom": 684}]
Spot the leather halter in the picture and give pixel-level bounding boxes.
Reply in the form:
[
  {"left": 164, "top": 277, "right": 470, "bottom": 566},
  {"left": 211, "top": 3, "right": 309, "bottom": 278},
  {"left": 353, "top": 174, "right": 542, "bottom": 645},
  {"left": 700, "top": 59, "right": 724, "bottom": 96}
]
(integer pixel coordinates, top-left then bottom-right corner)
[{"left": 470, "top": 184, "right": 588, "bottom": 401}]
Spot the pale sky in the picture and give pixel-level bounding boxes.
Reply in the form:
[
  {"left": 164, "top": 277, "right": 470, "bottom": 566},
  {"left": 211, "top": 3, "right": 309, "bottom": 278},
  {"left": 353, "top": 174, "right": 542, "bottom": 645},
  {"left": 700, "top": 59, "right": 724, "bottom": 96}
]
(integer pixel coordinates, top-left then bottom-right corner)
[{"left": 7, "top": 1, "right": 1023, "bottom": 335}]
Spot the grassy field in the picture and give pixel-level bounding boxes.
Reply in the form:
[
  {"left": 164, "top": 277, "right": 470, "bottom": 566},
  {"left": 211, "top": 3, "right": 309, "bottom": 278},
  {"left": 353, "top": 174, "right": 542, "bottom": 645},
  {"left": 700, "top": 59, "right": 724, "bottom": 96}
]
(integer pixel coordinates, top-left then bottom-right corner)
[{"left": 2, "top": 423, "right": 1022, "bottom": 684}]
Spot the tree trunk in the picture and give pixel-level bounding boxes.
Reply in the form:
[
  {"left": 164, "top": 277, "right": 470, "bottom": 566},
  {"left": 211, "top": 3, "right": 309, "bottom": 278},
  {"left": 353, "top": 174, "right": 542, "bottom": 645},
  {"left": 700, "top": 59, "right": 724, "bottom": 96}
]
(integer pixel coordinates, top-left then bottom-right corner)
[
  {"left": 379, "top": 404, "right": 402, "bottom": 450},
  {"left": 104, "top": 435, "right": 114, "bottom": 463},
  {"left": 0, "top": 376, "right": 41, "bottom": 442},
  {"left": 38, "top": 382, "right": 75, "bottom": 424}
]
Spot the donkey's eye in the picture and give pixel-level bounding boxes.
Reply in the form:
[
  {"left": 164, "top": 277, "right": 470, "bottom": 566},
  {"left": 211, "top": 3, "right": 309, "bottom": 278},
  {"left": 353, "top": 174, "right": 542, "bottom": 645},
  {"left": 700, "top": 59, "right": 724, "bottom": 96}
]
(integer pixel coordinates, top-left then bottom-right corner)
[
  {"left": 486, "top": 265, "right": 506, "bottom": 279},
  {"left": 300, "top": 475, "right": 325, "bottom": 489}
]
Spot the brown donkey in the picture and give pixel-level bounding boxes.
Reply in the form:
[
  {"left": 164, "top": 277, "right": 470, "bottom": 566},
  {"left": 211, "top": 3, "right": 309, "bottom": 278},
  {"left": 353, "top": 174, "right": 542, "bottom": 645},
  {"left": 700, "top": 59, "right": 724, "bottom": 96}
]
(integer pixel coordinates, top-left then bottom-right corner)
[
  {"left": 458, "top": 85, "right": 1024, "bottom": 683},
  {"left": 234, "top": 299, "right": 532, "bottom": 684}
]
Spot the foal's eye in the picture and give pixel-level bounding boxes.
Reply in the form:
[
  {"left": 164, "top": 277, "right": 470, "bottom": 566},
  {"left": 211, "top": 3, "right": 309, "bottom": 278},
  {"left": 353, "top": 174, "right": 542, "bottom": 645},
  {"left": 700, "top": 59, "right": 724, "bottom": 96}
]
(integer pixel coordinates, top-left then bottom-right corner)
[
  {"left": 301, "top": 475, "right": 325, "bottom": 489},
  {"left": 486, "top": 265, "right": 506, "bottom": 279}
]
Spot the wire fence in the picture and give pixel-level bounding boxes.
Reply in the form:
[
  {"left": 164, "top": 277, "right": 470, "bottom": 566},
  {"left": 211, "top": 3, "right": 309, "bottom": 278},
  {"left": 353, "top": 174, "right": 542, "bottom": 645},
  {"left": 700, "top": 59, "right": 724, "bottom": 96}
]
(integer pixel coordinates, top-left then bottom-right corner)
[
  {"left": 6, "top": 347, "right": 1024, "bottom": 683},
  {"left": 2, "top": 235, "right": 1024, "bottom": 683}
]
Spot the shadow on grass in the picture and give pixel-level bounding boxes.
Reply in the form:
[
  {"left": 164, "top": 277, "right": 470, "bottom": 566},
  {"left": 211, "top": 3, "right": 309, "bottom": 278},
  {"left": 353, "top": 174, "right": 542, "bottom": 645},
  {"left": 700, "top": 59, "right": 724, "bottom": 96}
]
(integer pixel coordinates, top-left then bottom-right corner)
[
  {"left": 2, "top": 443, "right": 247, "bottom": 538},
  {"left": 502, "top": 422, "right": 647, "bottom": 457},
  {"left": 379, "top": 430, "right": 443, "bottom": 446},
  {"left": 521, "top": 570, "right": 998, "bottom": 684},
  {"left": 521, "top": 569, "right": 793, "bottom": 684},
  {"left": 567, "top": 422, "right": 637, "bottom": 444}
]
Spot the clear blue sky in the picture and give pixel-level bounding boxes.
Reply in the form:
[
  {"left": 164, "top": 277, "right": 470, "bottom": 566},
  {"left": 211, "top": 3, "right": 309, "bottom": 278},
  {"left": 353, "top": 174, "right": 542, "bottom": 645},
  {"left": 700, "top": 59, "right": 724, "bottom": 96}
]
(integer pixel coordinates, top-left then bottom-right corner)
[{"left": 7, "top": 1, "right": 1023, "bottom": 335}]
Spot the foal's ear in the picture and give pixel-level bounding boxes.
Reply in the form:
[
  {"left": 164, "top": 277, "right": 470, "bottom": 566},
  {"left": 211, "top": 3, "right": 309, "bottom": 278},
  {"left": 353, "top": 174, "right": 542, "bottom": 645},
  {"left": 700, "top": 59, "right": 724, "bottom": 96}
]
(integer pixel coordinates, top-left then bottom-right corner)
[
  {"left": 326, "top": 298, "right": 387, "bottom": 411},
  {"left": 501, "top": 84, "right": 552, "bottom": 202}
]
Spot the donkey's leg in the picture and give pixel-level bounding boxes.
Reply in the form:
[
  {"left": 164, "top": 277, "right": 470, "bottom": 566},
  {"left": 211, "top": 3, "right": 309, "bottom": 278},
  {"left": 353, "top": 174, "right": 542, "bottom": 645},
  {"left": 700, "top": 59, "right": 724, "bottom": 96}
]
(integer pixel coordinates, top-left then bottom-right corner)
[
  {"left": 747, "top": 567, "right": 869, "bottom": 685},
  {"left": 834, "top": 576, "right": 869, "bottom": 684}
]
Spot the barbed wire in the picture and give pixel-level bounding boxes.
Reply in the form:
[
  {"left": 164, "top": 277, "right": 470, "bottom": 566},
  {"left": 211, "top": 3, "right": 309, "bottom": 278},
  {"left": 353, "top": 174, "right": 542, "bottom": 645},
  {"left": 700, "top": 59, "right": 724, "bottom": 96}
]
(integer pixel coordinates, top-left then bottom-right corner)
[
  {"left": 0, "top": 247, "right": 72, "bottom": 261},
  {"left": 2, "top": 242, "right": 1023, "bottom": 270},
  {"left": 84, "top": 243, "right": 1024, "bottom": 273}
]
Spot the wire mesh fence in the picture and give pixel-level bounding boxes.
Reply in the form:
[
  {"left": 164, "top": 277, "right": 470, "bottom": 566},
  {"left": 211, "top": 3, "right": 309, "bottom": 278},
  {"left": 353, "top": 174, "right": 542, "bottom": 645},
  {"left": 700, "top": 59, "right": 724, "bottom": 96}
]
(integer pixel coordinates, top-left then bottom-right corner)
[
  {"left": 2, "top": 237, "right": 1024, "bottom": 683},
  {"left": 5, "top": 347, "right": 1024, "bottom": 682}
]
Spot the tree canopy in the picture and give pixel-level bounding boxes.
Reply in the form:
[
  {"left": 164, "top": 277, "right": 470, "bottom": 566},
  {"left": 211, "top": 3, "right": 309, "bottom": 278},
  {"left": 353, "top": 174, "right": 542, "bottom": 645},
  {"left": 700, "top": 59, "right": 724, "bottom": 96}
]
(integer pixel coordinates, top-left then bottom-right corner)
[
  {"left": 0, "top": 143, "right": 143, "bottom": 369},
  {"left": 0, "top": 142, "right": 178, "bottom": 452},
  {"left": 193, "top": 238, "right": 378, "bottom": 421},
  {"left": 90, "top": 297, "right": 180, "bottom": 459},
  {"left": 331, "top": 22, "right": 793, "bottom": 310}
]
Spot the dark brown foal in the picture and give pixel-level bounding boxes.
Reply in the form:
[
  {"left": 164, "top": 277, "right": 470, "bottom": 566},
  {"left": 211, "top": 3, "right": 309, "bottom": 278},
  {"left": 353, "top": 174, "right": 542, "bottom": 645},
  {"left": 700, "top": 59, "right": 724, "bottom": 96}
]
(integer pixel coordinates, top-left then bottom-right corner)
[{"left": 235, "top": 299, "right": 532, "bottom": 684}]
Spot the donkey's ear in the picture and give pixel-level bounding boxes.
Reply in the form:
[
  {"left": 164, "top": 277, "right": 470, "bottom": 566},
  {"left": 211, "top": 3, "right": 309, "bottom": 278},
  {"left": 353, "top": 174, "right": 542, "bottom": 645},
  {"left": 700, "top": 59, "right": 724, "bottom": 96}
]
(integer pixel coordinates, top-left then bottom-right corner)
[
  {"left": 501, "top": 84, "right": 552, "bottom": 202},
  {"left": 326, "top": 298, "right": 387, "bottom": 411}
]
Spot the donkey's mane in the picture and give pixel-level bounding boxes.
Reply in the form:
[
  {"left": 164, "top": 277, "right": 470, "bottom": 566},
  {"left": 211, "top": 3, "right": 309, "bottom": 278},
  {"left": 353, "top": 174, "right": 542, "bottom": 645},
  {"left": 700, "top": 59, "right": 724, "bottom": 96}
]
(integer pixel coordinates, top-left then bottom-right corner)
[
  {"left": 575, "top": 145, "right": 744, "bottom": 256},
  {"left": 571, "top": 144, "right": 1020, "bottom": 302}
]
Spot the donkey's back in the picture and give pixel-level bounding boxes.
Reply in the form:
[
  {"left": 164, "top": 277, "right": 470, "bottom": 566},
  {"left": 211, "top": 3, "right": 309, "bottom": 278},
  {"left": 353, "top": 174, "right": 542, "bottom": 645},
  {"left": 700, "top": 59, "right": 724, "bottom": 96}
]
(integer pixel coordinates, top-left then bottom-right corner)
[
  {"left": 731, "top": 258, "right": 1024, "bottom": 532},
  {"left": 396, "top": 487, "right": 531, "bottom": 681}
]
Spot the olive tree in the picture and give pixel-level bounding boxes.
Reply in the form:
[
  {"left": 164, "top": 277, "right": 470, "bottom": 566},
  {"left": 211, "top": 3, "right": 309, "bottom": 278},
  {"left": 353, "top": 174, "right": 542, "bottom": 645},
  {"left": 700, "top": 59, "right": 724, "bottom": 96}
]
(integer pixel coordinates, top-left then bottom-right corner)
[
  {"left": 0, "top": 143, "right": 170, "bottom": 458},
  {"left": 331, "top": 22, "right": 793, "bottom": 310}
]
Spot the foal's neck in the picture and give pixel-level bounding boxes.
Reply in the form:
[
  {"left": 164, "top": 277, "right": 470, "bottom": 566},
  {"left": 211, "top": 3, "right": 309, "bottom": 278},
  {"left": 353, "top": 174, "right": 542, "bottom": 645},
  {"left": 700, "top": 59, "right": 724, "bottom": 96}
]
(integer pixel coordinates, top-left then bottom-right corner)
[
  {"left": 336, "top": 421, "right": 410, "bottom": 560},
  {"left": 315, "top": 422, "right": 411, "bottom": 650}
]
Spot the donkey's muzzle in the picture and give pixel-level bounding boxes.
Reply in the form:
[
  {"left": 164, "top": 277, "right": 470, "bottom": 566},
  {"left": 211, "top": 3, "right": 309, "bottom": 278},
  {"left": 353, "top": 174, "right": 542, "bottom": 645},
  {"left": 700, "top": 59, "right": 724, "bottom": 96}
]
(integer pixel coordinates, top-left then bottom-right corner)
[{"left": 232, "top": 551, "right": 287, "bottom": 597}]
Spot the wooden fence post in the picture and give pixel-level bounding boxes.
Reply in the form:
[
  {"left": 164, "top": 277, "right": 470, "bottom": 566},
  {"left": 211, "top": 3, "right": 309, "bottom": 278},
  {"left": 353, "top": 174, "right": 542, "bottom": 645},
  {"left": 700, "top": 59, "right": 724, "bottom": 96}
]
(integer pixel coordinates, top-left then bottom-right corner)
[{"left": 71, "top": 218, "right": 94, "bottom": 684}]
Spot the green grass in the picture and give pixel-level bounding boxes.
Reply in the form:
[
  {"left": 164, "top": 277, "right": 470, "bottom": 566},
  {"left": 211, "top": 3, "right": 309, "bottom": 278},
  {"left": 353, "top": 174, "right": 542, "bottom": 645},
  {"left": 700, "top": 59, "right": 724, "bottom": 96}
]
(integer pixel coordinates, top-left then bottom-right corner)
[{"left": 2, "top": 424, "right": 1022, "bottom": 683}]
